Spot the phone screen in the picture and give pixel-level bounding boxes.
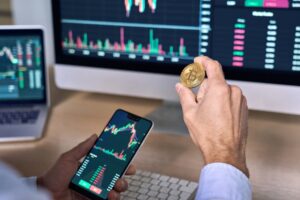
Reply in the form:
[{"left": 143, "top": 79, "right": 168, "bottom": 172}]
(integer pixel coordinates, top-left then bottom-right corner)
[{"left": 70, "top": 109, "right": 153, "bottom": 199}]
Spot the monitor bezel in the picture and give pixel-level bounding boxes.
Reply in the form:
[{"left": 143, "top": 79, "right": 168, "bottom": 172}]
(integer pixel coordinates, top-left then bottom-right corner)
[
  {"left": 52, "top": 0, "right": 300, "bottom": 86},
  {"left": 0, "top": 28, "right": 47, "bottom": 105}
]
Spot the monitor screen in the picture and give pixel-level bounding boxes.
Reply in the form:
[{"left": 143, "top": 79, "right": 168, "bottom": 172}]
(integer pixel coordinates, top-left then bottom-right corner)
[
  {"left": 0, "top": 29, "right": 46, "bottom": 103},
  {"left": 52, "top": 0, "right": 300, "bottom": 85}
]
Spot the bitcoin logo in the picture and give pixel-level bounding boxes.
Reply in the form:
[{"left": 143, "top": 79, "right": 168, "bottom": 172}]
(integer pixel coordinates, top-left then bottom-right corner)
[
  {"left": 187, "top": 68, "right": 197, "bottom": 83},
  {"left": 180, "top": 63, "right": 205, "bottom": 88}
]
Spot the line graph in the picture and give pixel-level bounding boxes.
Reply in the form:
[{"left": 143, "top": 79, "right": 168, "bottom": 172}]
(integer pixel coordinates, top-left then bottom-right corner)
[
  {"left": 104, "top": 122, "right": 138, "bottom": 148},
  {"left": 0, "top": 47, "right": 18, "bottom": 65},
  {"left": 0, "top": 47, "right": 18, "bottom": 80},
  {"left": 124, "top": 0, "right": 158, "bottom": 17},
  {"left": 92, "top": 122, "right": 140, "bottom": 162},
  {"left": 94, "top": 146, "right": 127, "bottom": 161}
]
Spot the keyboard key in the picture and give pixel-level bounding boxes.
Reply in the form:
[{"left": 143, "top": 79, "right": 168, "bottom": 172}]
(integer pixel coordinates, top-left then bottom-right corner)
[
  {"left": 127, "top": 179, "right": 132, "bottom": 184},
  {"left": 128, "top": 186, "right": 139, "bottom": 192},
  {"left": 188, "top": 182, "right": 198, "bottom": 189},
  {"left": 150, "top": 185, "right": 160, "bottom": 191},
  {"left": 169, "top": 177, "right": 179, "bottom": 183},
  {"left": 170, "top": 189, "right": 181, "bottom": 196},
  {"left": 132, "top": 175, "right": 141, "bottom": 180},
  {"left": 178, "top": 180, "right": 189, "bottom": 186},
  {"left": 138, "top": 188, "right": 149, "bottom": 194},
  {"left": 136, "top": 170, "right": 143, "bottom": 175},
  {"left": 148, "top": 190, "right": 158, "bottom": 197},
  {"left": 168, "top": 195, "right": 179, "bottom": 200},
  {"left": 158, "top": 193, "right": 168, "bottom": 199},
  {"left": 142, "top": 171, "right": 151, "bottom": 176},
  {"left": 150, "top": 173, "right": 160, "bottom": 179},
  {"left": 137, "top": 194, "right": 149, "bottom": 200},
  {"left": 160, "top": 186, "right": 171, "bottom": 194},
  {"left": 131, "top": 180, "right": 140, "bottom": 186},
  {"left": 180, "top": 185, "right": 196, "bottom": 193},
  {"left": 123, "top": 190, "right": 129, "bottom": 195},
  {"left": 180, "top": 191, "right": 191, "bottom": 200},
  {"left": 169, "top": 183, "right": 180, "bottom": 190},
  {"left": 141, "top": 183, "right": 151, "bottom": 188},
  {"left": 128, "top": 192, "right": 138, "bottom": 198},
  {"left": 159, "top": 175, "right": 169, "bottom": 182},
  {"left": 150, "top": 179, "right": 160, "bottom": 185},
  {"left": 141, "top": 177, "right": 151, "bottom": 182},
  {"left": 159, "top": 181, "right": 170, "bottom": 187}
]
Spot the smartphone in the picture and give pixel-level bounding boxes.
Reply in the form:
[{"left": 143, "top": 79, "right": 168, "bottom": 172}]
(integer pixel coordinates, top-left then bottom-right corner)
[{"left": 69, "top": 109, "right": 153, "bottom": 200}]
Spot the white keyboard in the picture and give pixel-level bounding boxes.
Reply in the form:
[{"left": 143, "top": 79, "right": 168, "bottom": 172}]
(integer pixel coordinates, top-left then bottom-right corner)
[{"left": 121, "top": 170, "right": 198, "bottom": 200}]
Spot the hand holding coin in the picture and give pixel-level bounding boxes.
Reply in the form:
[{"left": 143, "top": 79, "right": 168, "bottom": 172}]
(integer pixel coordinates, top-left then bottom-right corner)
[{"left": 180, "top": 62, "right": 206, "bottom": 88}]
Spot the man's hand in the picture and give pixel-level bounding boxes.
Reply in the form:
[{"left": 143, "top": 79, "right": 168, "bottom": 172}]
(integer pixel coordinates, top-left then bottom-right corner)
[
  {"left": 176, "top": 56, "right": 249, "bottom": 177},
  {"left": 37, "top": 134, "right": 136, "bottom": 200}
]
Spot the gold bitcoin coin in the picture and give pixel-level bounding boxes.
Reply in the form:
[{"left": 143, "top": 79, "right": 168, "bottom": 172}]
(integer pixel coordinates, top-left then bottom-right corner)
[{"left": 180, "top": 63, "right": 205, "bottom": 88}]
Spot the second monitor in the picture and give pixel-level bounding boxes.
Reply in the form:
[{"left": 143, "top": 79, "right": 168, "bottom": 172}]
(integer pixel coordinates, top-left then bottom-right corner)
[{"left": 52, "top": 0, "right": 300, "bottom": 115}]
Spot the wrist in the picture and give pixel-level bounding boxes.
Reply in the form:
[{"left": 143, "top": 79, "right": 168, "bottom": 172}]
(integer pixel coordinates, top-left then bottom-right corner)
[
  {"left": 37, "top": 176, "right": 61, "bottom": 200},
  {"left": 203, "top": 152, "right": 249, "bottom": 177}
]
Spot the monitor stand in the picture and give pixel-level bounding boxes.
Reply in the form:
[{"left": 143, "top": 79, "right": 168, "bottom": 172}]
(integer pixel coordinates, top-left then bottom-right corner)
[{"left": 146, "top": 101, "right": 189, "bottom": 135}]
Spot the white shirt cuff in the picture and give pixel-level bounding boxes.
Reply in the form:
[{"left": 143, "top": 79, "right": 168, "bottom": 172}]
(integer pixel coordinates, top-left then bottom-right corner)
[
  {"left": 196, "top": 163, "right": 252, "bottom": 200},
  {"left": 21, "top": 177, "right": 38, "bottom": 190}
]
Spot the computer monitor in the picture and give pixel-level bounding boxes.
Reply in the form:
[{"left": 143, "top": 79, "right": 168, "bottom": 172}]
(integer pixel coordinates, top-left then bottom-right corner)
[
  {"left": 52, "top": 0, "right": 300, "bottom": 115},
  {"left": 0, "top": 26, "right": 47, "bottom": 104}
]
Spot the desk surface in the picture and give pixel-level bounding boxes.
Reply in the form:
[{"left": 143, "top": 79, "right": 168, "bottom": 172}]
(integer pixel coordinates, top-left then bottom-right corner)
[{"left": 0, "top": 91, "right": 300, "bottom": 200}]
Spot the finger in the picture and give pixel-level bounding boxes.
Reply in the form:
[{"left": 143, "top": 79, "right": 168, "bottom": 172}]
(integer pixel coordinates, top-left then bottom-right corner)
[
  {"left": 240, "top": 95, "right": 249, "bottom": 165},
  {"left": 230, "top": 85, "right": 243, "bottom": 135},
  {"left": 113, "top": 178, "right": 128, "bottom": 192},
  {"left": 194, "top": 56, "right": 226, "bottom": 85},
  {"left": 125, "top": 164, "right": 136, "bottom": 175},
  {"left": 240, "top": 95, "right": 249, "bottom": 138},
  {"left": 175, "top": 83, "right": 196, "bottom": 113},
  {"left": 196, "top": 79, "right": 208, "bottom": 104},
  {"left": 63, "top": 134, "right": 98, "bottom": 161},
  {"left": 107, "top": 190, "right": 120, "bottom": 200}
]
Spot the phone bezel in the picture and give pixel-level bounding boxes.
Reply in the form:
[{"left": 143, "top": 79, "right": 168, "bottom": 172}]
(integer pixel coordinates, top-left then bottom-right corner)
[{"left": 69, "top": 109, "right": 153, "bottom": 200}]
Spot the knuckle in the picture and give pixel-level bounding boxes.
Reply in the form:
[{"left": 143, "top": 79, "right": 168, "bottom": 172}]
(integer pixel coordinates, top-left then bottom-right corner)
[
  {"left": 215, "top": 85, "right": 230, "bottom": 96},
  {"left": 231, "top": 85, "right": 243, "bottom": 96},
  {"left": 207, "top": 59, "right": 218, "bottom": 69},
  {"left": 59, "top": 152, "right": 69, "bottom": 161},
  {"left": 214, "top": 60, "right": 222, "bottom": 67}
]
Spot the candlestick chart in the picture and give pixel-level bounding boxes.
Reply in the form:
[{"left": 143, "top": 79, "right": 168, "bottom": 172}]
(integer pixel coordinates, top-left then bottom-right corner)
[
  {"left": 59, "top": 0, "right": 200, "bottom": 64},
  {"left": 124, "top": 0, "right": 158, "bottom": 17},
  {"left": 63, "top": 28, "right": 189, "bottom": 57}
]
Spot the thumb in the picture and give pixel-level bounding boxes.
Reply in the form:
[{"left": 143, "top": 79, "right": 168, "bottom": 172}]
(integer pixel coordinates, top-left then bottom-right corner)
[
  {"left": 176, "top": 83, "right": 196, "bottom": 113},
  {"left": 64, "top": 134, "right": 98, "bottom": 161}
]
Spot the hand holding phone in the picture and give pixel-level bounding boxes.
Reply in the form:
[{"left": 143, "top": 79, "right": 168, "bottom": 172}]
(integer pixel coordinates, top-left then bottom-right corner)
[{"left": 69, "top": 109, "right": 153, "bottom": 200}]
